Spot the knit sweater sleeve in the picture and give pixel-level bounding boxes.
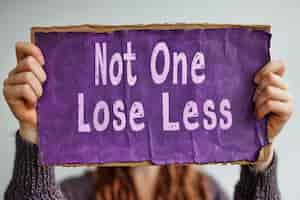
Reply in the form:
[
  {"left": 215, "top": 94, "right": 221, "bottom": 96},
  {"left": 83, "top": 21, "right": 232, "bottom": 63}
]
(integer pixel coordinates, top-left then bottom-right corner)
[
  {"left": 234, "top": 152, "right": 281, "bottom": 200},
  {"left": 4, "top": 132, "right": 66, "bottom": 200}
]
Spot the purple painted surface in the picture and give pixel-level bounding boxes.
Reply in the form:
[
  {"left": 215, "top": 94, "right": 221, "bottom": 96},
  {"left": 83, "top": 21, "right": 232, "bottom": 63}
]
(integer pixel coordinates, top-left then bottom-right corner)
[{"left": 35, "top": 28, "right": 271, "bottom": 165}]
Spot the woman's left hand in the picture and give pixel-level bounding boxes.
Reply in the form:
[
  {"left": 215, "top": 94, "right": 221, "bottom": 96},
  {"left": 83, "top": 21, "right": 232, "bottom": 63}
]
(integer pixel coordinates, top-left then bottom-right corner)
[{"left": 253, "top": 60, "right": 294, "bottom": 171}]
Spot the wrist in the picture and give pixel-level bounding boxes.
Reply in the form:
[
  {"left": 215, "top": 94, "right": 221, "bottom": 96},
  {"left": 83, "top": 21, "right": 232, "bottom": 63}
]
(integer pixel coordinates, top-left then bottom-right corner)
[
  {"left": 19, "top": 122, "right": 38, "bottom": 144},
  {"left": 254, "top": 145, "right": 274, "bottom": 172}
]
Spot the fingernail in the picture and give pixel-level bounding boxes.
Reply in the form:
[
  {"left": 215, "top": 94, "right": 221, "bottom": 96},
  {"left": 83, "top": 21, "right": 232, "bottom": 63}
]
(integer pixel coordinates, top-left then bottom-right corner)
[
  {"left": 253, "top": 88, "right": 260, "bottom": 102},
  {"left": 254, "top": 75, "right": 259, "bottom": 84},
  {"left": 39, "top": 55, "right": 45, "bottom": 65}
]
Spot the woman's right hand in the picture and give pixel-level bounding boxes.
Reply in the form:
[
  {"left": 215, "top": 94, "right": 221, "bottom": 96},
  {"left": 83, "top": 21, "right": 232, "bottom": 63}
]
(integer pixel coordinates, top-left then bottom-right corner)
[{"left": 3, "top": 42, "right": 46, "bottom": 144}]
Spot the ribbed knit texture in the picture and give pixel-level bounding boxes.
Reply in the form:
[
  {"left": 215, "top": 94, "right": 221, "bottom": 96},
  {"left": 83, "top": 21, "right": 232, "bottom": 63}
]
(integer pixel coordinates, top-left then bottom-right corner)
[
  {"left": 4, "top": 132, "right": 281, "bottom": 200},
  {"left": 4, "top": 133, "right": 66, "bottom": 200},
  {"left": 234, "top": 153, "right": 281, "bottom": 200}
]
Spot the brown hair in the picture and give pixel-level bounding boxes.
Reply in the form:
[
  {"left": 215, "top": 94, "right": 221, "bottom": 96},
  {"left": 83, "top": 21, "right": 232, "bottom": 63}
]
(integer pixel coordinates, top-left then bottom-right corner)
[{"left": 94, "top": 165, "right": 212, "bottom": 200}]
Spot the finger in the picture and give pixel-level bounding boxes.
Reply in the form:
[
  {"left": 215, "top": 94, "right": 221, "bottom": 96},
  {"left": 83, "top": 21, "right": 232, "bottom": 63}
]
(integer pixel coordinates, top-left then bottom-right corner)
[
  {"left": 253, "top": 72, "right": 288, "bottom": 102},
  {"left": 257, "top": 72, "right": 288, "bottom": 91},
  {"left": 4, "top": 72, "right": 43, "bottom": 97},
  {"left": 255, "top": 100, "right": 292, "bottom": 120},
  {"left": 3, "top": 84, "right": 38, "bottom": 106},
  {"left": 254, "top": 86, "right": 292, "bottom": 109},
  {"left": 255, "top": 60, "right": 286, "bottom": 83},
  {"left": 9, "top": 56, "right": 47, "bottom": 83},
  {"left": 15, "top": 41, "right": 45, "bottom": 65}
]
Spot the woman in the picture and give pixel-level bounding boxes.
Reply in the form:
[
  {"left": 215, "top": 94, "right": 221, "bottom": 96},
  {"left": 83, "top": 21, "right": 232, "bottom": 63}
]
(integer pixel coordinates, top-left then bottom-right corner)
[{"left": 3, "top": 42, "right": 293, "bottom": 200}]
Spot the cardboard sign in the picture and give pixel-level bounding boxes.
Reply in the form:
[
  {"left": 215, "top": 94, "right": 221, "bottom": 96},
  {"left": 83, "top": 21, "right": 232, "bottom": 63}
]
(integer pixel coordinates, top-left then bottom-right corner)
[{"left": 32, "top": 24, "right": 271, "bottom": 166}]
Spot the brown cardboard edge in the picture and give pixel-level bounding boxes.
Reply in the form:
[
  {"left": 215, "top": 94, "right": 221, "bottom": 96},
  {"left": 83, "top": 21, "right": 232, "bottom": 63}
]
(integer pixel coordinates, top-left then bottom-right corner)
[
  {"left": 32, "top": 23, "right": 272, "bottom": 167},
  {"left": 61, "top": 159, "right": 261, "bottom": 167},
  {"left": 31, "top": 23, "right": 271, "bottom": 43}
]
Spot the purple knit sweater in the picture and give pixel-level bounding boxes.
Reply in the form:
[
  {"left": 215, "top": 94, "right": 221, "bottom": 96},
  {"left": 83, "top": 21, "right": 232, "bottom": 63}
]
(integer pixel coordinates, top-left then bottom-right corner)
[{"left": 4, "top": 133, "right": 281, "bottom": 200}]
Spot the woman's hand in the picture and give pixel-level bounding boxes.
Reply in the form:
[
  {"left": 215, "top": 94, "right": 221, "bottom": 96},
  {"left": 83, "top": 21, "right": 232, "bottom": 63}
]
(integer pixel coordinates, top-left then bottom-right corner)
[
  {"left": 3, "top": 42, "right": 46, "bottom": 144},
  {"left": 253, "top": 60, "right": 294, "bottom": 171}
]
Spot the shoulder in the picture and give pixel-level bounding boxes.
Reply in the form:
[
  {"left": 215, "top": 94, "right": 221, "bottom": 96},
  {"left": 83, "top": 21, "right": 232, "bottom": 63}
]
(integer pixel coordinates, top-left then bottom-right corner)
[
  {"left": 207, "top": 174, "right": 230, "bottom": 200},
  {"left": 59, "top": 171, "right": 95, "bottom": 200},
  {"left": 192, "top": 167, "right": 230, "bottom": 200}
]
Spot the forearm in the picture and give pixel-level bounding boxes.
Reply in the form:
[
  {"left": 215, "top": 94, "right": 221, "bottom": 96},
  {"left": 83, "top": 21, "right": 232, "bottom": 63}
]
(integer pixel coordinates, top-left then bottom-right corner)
[
  {"left": 234, "top": 152, "right": 281, "bottom": 200},
  {"left": 4, "top": 131, "right": 66, "bottom": 200}
]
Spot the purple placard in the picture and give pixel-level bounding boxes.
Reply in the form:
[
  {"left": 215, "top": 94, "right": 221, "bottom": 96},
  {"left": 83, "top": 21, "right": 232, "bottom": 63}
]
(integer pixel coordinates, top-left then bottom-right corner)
[{"left": 35, "top": 28, "right": 270, "bottom": 165}]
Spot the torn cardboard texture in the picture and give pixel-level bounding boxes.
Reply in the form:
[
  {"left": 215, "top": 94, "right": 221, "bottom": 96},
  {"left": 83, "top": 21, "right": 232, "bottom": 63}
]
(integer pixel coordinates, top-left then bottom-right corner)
[{"left": 31, "top": 23, "right": 272, "bottom": 167}]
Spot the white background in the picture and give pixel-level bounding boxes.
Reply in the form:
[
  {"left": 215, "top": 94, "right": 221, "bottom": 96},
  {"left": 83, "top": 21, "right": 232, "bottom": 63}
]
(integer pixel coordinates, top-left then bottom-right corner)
[{"left": 0, "top": 0, "right": 299, "bottom": 199}]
